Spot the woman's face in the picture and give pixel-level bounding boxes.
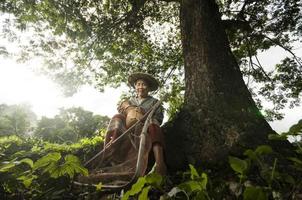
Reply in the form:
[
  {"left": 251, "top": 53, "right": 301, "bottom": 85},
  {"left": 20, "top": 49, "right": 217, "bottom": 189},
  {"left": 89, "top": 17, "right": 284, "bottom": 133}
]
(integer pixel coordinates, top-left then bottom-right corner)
[{"left": 135, "top": 79, "right": 150, "bottom": 98}]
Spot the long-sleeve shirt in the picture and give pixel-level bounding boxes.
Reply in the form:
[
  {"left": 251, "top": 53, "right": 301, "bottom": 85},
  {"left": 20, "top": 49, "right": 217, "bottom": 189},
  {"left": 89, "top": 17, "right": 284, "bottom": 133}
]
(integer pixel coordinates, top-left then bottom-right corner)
[{"left": 120, "top": 96, "right": 164, "bottom": 125}]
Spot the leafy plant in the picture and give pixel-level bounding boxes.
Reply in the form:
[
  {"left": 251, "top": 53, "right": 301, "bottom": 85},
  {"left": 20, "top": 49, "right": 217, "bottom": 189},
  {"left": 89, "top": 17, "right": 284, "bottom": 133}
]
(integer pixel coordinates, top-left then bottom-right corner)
[
  {"left": 229, "top": 156, "right": 249, "bottom": 183},
  {"left": 122, "top": 170, "right": 163, "bottom": 200},
  {"left": 0, "top": 135, "right": 96, "bottom": 199},
  {"left": 228, "top": 143, "right": 302, "bottom": 199},
  {"left": 162, "top": 164, "right": 209, "bottom": 200},
  {"left": 33, "top": 152, "right": 88, "bottom": 178},
  {"left": 243, "top": 186, "right": 268, "bottom": 200}
]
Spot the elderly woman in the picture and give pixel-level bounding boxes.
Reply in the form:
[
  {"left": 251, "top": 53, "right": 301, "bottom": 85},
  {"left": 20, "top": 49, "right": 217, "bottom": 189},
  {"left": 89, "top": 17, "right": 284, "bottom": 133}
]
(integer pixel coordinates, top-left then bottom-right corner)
[{"left": 105, "top": 72, "right": 167, "bottom": 176}]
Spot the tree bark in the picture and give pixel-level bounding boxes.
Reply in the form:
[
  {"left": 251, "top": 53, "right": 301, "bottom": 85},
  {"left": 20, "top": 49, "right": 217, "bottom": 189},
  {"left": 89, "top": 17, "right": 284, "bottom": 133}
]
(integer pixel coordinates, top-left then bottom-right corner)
[{"left": 164, "top": 0, "right": 283, "bottom": 171}]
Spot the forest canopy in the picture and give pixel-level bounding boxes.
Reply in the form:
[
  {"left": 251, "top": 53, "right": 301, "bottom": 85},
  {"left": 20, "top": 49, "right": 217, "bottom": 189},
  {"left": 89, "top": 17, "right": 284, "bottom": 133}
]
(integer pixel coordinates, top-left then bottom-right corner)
[
  {"left": 0, "top": 104, "right": 109, "bottom": 141},
  {"left": 0, "top": 0, "right": 301, "bottom": 120}
]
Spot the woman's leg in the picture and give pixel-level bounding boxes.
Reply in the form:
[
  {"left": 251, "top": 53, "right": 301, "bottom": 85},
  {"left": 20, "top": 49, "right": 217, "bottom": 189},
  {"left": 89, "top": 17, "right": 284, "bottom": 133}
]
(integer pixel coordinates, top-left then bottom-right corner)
[
  {"left": 148, "top": 124, "right": 167, "bottom": 175},
  {"left": 152, "top": 142, "right": 167, "bottom": 175}
]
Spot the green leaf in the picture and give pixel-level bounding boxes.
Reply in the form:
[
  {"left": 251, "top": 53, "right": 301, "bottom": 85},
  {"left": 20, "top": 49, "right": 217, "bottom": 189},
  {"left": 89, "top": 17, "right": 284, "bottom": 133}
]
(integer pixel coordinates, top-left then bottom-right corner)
[
  {"left": 244, "top": 149, "right": 257, "bottom": 161},
  {"left": 62, "top": 154, "right": 84, "bottom": 178},
  {"left": 64, "top": 154, "right": 80, "bottom": 163},
  {"left": 63, "top": 165, "right": 75, "bottom": 178},
  {"left": 189, "top": 164, "right": 200, "bottom": 179},
  {"left": 96, "top": 182, "right": 102, "bottom": 191},
  {"left": 129, "top": 177, "right": 147, "bottom": 195},
  {"left": 255, "top": 145, "right": 272, "bottom": 155},
  {"left": 282, "top": 174, "right": 295, "bottom": 185},
  {"left": 47, "top": 163, "right": 61, "bottom": 178},
  {"left": 200, "top": 173, "right": 208, "bottom": 190},
  {"left": 34, "top": 152, "right": 61, "bottom": 170},
  {"left": 146, "top": 173, "right": 162, "bottom": 188},
  {"left": 268, "top": 134, "right": 287, "bottom": 141},
  {"left": 121, "top": 192, "right": 130, "bottom": 200},
  {"left": 23, "top": 177, "right": 33, "bottom": 188},
  {"left": 243, "top": 186, "right": 267, "bottom": 200},
  {"left": 20, "top": 158, "right": 34, "bottom": 168},
  {"left": 138, "top": 186, "right": 151, "bottom": 200},
  {"left": 73, "top": 164, "right": 88, "bottom": 176},
  {"left": 122, "top": 177, "right": 147, "bottom": 200},
  {"left": 0, "top": 162, "right": 15, "bottom": 172},
  {"left": 288, "top": 157, "right": 302, "bottom": 165},
  {"left": 178, "top": 180, "right": 202, "bottom": 193},
  {"left": 229, "top": 156, "right": 248, "bottom": 174},
  {"left": 65, "top": 154, "right": 88, "bottom": 175},
  {"left": 35, "top": 153, "right": 89, "bottom": 179},
  {"left": 17, "top": 175, "right": 36, "bottom": 188}
]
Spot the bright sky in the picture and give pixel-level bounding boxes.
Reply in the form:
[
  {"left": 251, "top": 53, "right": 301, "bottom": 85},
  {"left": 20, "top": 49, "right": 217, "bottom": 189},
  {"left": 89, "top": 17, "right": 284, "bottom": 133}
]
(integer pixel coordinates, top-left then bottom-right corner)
[
  {"left": 253, "top": 45, "right": 302, "bottom": 133},
  {"left": 0, "top": 58, "right": 127, "bottom": 118}
]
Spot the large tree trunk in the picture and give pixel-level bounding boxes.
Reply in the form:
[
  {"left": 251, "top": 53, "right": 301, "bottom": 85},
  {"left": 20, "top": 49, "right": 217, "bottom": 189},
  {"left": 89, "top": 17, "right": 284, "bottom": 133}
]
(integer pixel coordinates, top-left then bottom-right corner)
[{"left": 164, "top": 0, "right": 281, "bottom": 171}]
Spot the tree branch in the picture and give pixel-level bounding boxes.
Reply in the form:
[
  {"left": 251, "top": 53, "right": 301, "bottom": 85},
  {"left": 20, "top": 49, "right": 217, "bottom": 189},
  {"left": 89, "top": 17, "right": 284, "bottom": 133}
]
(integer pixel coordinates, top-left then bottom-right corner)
[
  {"left": 258, "top": 34, "right": 302, "bottom": 67},
  {"left": 254, "top": 54, "right": 272, "bottom": 81},
  {"left": 245, "top": 35, "right": 272, "bottom": 82},
  {"left": 222, "top": 19, "right": 252, "bottom": 32}
]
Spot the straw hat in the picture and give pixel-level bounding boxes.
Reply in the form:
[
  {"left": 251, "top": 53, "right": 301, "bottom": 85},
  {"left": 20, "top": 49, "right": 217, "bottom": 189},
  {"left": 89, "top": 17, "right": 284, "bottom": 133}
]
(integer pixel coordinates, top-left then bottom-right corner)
[{"left": 128, "top": 72, "right": 159, "bottom": 91}]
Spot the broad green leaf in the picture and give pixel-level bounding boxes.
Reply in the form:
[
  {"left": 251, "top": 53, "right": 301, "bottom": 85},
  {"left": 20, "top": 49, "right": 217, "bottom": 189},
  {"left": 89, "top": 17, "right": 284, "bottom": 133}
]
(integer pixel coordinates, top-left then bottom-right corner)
[
  {"left": 0, "top": 162, "right": 15, "bottom": 172},
  {"left": 64, "top": 154, "right": 80, "bottom": 164},
  {"left": 122, "top": 177, "right": 147, "bottom": 200},
  {"left": 288, "top": 157, "right": 302, "bottom": 165},
  {"left": 68, "top": 161, "right": 88, "bottom": 175},
  {"left": 73, "top": 164, "right": 88, "bottom": 176},
  {"left": 282, "top": 174, "right": 295, "bottom": 185},
  {"left": 146, "top": 173, "right": 162, "bottom": 188},
  {"left": 17, "top": 175, "right": 27, "bottom": 181},
  {"left": 63, "top": 165, "right": 75, "bottom": 178},
  {"left": 189, "top": 164, "right": 200, "bottom": 179},
  {"left": 200, "top": 173, "right": 208, "bottom": 190},
  {"left": 244, "top": 149, "right": 257, "bottom": 161},
  {"left": 68, "top": 164, "right": 86, "bottom": 178},
  {"left": 129, "top": 177, "right": 147, "bottom": 195},
  {"left": 34, "top": 152, "right": 61, "bottom": 170},
  {"left": 12, "top": 150, "right": 27, "bottom": 157},
  {"left": 178, "top": 180, "right": 202, "bottom": 192},
  {"left": 268, "top": 134, "right": 287, "bottom": 141},
  {"left": 138, "top": 186, "right": 151, "bottom": 200},
  {"left": 17, "top": 175, "right": 36, "bottom": 188},
  {"left": 121, "top": 192, "right": 130, "bottom": 200},
  {"left": 229, "top": 156, "right": 248, "bottom": 174},
  {"left": 47, "top": 163, "right": 61, "bottom": 178},
  {"left": 23, "top": 177, "right": 34, "bottom": 188},
  {"left": 20, "top": 158, "right": 34, "bottom": 168},
  {"left": 63, "top": 154, "right": 88, "bottom": 177},
  {"left": 243, "top": 186, "right": 267, "bottom": 200},
  {"left": 255, "top": 145, "right": 272, "bottom": 155}
]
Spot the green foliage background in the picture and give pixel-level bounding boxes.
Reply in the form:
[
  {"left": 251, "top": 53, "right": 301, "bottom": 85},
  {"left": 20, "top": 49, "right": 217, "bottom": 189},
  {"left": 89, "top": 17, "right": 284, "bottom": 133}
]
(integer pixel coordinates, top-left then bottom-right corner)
[
  {"left": 0, "top": 134, "right": 104, "bottom": 199},
  {"left": 0, "top": 114, "right": 302, "bottom": 199}
]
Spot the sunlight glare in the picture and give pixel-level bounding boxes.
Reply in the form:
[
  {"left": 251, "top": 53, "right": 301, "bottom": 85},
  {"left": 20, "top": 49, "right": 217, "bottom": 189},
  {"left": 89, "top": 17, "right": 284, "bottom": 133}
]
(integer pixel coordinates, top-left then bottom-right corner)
[
  {"left": 0, "top": 58, "right": 128, "bottom": 119},
  {"left": 0, "top": 59, "right": 65, "bottom": 117}
]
